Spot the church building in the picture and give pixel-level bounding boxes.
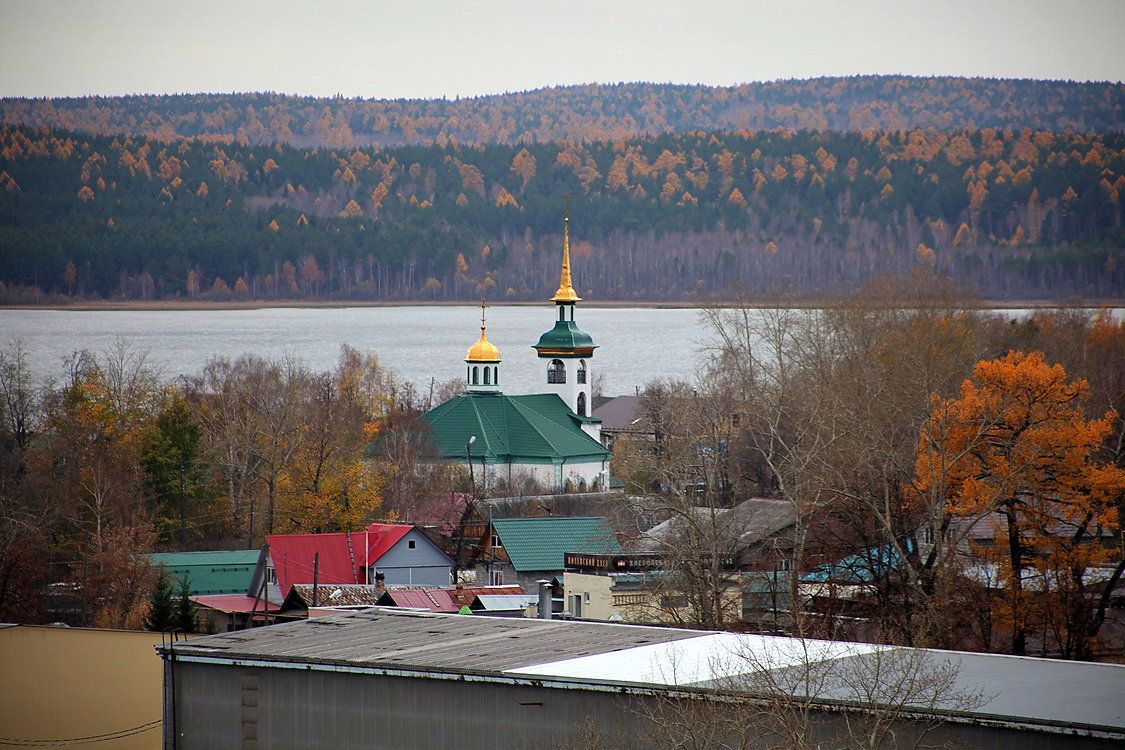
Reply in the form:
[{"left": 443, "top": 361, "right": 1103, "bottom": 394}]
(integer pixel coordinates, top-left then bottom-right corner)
[{"left": 423, "top": 208, "right": 609, "bottom": 493}]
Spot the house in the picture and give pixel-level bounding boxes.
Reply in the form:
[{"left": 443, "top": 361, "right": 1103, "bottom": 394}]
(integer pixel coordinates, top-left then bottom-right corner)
[
  {"left": 591, "top": 394, "right": 654, "bottom": 450},
  {"left": 472, "top": 516, "right": 621, "bottom": 594},
  {"left": 562, "top": 551, "right": 747, "bottom": 623},
  {"left": 149, "top": 549, "right": 260, "bottom": 595},
  {"left": 191, "top": 594, "right": 281, "bottom": 632},
  {"left": 561, "top": 500, "right": 804, "bottom": 625},
  {"left": 249, "top": 523, "right": 455, "bottom": 605}
]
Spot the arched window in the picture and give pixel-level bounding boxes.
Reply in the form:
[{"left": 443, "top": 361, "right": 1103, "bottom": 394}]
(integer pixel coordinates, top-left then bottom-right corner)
[
  {"left": 484, "top": 367, "right": 491, "bottom": 385},
  {"left": 493, "top": 367, "right": 499, "bottom": 386},
  {"left": 577, "top": 360, "right": 587, "bottom": 384},
  {"left": 547, "top": 359, "right": 566, "bottom": 384},
  {"left": 472, "top": 366, "right": 479, "bottom": 385},
  {"left": 577, "top": 391, "right": 587, "bottom": 417}
]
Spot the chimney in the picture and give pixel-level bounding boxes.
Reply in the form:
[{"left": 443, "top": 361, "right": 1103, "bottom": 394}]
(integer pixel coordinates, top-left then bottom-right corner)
[
  {"left": 537, "top": 580, "right": 552, "bottom": 620},
  {"left": 373, "top": 571, "right": 386, "bottom": 598}
]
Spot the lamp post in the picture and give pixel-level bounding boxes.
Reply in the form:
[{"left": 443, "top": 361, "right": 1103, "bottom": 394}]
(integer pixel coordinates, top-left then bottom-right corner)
[{"left": 466, "top": 435, "right": 477, "bottom": 499}]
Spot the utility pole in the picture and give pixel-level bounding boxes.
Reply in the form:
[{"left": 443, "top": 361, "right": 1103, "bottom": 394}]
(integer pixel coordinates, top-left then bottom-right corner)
[
  {"left": 179, "top": 459, "right": 186, "bottom": 547},
  {"left": 311, "top": 553, "right": 320, "bottom": 609},
  {"left": 466, "top": 435, "right": 477, "bottom": 499}
]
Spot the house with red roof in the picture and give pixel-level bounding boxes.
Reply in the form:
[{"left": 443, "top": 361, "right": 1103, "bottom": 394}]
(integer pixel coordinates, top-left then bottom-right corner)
[{"left": 249, "top": 523, "right": 455, "bottom": 605}]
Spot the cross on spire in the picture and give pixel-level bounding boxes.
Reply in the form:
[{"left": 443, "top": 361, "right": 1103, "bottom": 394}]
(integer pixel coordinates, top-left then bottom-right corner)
[{"left": 478, "top": 299, "right": 489, "bottom": 329}]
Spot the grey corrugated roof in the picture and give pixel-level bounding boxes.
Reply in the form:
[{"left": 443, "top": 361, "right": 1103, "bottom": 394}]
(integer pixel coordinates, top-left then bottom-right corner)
[
  {"left": 168, "top": 608, "right": 698, "bottom": 673},
  {"left": 167, "top": 609, "right": 1125, "bottom": 737},
  {"left": 636, "top": 498, "right": 794, "bottom": 553}
]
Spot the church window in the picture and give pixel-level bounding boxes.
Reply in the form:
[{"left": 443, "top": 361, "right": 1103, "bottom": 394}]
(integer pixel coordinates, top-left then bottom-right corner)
[
  {"left": 472, "top": 366, "right": 479, "bottom": 385},
  {"left": 484, "top": 367, "right": 491, "bottom": 385},
  {"left": 577, "top": 391, "right": 587, "bottom": 417},
  {"left": 494, "top": 367, "right": 499, "bottom": 386},
  {"left": 577, "top": 360, "right": 587, "bottom": 384},
  {"left": 548, "top": 359, "right": 566, "bottom": 384}
]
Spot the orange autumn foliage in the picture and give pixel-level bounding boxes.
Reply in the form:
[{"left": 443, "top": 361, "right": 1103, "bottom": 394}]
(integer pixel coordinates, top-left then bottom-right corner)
[{"left": 916, "top": 351, "right": 1125, "bottom": 656}]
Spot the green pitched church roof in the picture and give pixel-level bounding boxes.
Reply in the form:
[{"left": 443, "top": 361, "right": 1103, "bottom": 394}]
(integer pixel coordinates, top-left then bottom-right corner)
[
  {"left": 424, "top": 392, "right": 608, "bottom": 464},
  {"left": 148, "top": 550, "right": 260, "bottom": 595},
  {"left": 491, "top": 516, "right": 621, "bottom": 572}
]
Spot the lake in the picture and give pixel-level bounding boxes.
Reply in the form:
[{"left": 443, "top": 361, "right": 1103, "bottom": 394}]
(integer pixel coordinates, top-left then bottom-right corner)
[
  {"left": 0, "top": 306, "right": 714, "bottom": 396},
  {"left": 2, "top": 305, "right": 1116, "bottom": 397}
]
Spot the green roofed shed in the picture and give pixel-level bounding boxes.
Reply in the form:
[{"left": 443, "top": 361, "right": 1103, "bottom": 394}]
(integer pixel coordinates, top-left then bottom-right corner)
[
  {"left": 491, "top": 517, "right": 621, "bottom": 572},
  {"left": 148, "top": 550, "right": 260, "bottom": 595}
]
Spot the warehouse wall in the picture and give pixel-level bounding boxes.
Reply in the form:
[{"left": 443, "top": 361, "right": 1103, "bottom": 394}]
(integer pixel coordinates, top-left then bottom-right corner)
[
  {"left": 1, "top": 625, "right": 166, "bottom": 750},
  {"left": 168, "top": 660, "right": 1120, "bottom": 750}
]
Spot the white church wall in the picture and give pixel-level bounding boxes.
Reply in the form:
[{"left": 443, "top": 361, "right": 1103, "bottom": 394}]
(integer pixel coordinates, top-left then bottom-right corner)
[{"left": 475, "top": 460, "right": 606, "bottom": 493}]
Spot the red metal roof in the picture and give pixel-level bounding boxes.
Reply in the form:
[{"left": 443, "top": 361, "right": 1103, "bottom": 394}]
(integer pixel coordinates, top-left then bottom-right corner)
[
  {"left": 357, "top": 523, "right": 413, "bottom": 566},
  {"left": 191, "top": 594, "right": 280, "bottom": 614},
  {"left": 266, "top": 523, "right": 414, "bottom": 595},
  {"left": 383, "top": 587, "right": 459, "bottom": 613}
]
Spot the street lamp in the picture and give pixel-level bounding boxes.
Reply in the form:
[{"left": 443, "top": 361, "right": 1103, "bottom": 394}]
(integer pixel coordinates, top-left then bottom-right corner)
[{"left": 466, "top": 435, "right": 477, "bottom": 498}]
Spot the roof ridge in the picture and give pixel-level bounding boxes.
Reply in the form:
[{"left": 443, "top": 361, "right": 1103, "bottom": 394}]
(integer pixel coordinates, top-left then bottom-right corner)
[
  {"left": 494, "top": 516, "right": 606, "bottom": 524},
  {"left": 511, "top": 393, "right": 606, "bottom": 451},
  {"left": 506, "top": 398, "right": 569, "bottom": 455},
  {"left": 471, "top": 395, "right": 506, "bottom": 456}
]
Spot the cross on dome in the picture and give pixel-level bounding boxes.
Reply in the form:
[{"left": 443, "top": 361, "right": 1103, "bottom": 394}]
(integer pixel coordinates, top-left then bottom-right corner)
[{"left": 466, "top": 298, "right": 501, "bottom": 363}]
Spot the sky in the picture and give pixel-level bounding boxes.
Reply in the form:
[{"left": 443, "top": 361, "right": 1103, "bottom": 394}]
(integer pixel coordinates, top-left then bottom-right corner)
[{"left": 0, "top": 0, "right": 1122, "bottom": 99}]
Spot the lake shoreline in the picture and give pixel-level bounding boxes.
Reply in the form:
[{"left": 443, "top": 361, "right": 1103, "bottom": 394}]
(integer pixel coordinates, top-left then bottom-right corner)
[{"left": 4, "top": 298, "right": 1122, "bottom": 312}]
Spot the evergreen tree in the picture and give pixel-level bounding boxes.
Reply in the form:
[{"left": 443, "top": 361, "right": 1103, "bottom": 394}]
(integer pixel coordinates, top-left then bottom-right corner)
[
  {"left": 140, "top": 394, "right": 212, "bottom": 544},
  {"left": 175, "top": 574, "right": 198, "bottom": 634},
  {"left": 146, "top": 570, "right": 176, "bottom": 631}
]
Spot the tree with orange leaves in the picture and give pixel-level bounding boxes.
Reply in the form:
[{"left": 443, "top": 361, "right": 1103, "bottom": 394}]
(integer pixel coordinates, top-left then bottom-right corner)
[
  {"left": 509, "top": 148, "right": 536, "bottom": 190},
  {"left": 916, "top": 351, "right": 1124, "bottom": 657}
]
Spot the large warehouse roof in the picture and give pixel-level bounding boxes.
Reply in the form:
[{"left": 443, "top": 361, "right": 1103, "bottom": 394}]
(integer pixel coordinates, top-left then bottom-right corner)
[{"left": 167, "top": 609, "right": 1125, "bottom": 739}]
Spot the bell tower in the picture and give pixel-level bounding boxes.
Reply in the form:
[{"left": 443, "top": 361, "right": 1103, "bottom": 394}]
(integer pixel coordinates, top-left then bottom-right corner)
[
  {"left": 534, "top": 197, "right": 598, "bottom": 436},
  {"left": 465, "top": 300, "right": 501, "bottom": 393}
]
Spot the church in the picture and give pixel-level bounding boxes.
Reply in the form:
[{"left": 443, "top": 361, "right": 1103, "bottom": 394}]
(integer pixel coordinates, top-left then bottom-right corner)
[{"left": 423, "top": 208, "right": 610, "bottom": 493}]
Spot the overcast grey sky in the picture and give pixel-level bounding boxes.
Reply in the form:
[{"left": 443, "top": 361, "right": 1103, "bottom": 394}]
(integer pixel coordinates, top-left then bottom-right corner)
[{"left": 1, "top": 1, "right": 1122, "bottom": 99}]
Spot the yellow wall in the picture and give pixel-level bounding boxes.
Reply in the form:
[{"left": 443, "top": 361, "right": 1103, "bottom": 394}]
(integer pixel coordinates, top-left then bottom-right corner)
[{"left": 0, "top": 625, "right": 166, "bottom": 750}]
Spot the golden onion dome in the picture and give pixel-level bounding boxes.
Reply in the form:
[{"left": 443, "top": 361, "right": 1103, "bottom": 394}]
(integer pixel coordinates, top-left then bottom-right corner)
[
  {"left": 466, "top": 329, "right": 501, "bottom": 362},
  {"left": 466, "top": 301, "right": 501, "bottom": 362}
]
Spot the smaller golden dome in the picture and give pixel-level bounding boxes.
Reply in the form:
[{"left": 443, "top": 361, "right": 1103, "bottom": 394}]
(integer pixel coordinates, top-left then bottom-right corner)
[
  {"left": 466, "top": 328, "right": 501, "bottom": 362},
  {"left": 466, "top": 300, "right": 501, "bottom": 362}
]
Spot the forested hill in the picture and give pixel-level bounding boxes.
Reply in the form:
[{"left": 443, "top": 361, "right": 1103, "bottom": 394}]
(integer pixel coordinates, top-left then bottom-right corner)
[
  {"left": 1, "top": 77, "right": 1123, "bottom": 148},
  {"left": 1, "top": 124, "right": 1122, "bottom": 302}
]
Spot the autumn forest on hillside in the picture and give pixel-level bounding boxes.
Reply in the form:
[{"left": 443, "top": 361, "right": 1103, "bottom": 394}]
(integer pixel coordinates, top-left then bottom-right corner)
[{"left": 0, "top": 77, "right": 1123, "bottom": 303}]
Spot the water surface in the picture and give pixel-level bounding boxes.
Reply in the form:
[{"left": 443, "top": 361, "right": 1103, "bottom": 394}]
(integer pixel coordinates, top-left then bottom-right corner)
[{"left": 1, "top": 306, "right": 711, "bottom": 396}]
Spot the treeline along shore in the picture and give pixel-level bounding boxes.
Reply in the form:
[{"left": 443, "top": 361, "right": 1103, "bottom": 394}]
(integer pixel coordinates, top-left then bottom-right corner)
[{"left": 0, "top": 77, "right": 1123, "bottom": 305}]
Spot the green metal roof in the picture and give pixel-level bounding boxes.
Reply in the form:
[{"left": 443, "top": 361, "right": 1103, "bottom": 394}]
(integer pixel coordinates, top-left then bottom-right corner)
[
  {"left": 423, "top": 392, "right": 609, "bottom": 464},
  {"left": 492, "top": 517, "right": 622, "bottom": 572},
  {"left": 533, "top": 319, "right": 597, "bottom": 353},
  {"left": 148, "top": 550, "right": 260, "bottom": 595}
]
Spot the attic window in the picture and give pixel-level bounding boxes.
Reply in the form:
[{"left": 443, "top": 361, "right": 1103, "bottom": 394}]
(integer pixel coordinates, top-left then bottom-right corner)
[
  {"left": 491, "top": 534, "right": 502, "bottom": 549},
  {"left": 408, "top": 539, "right": 416, "bottom": 550}
]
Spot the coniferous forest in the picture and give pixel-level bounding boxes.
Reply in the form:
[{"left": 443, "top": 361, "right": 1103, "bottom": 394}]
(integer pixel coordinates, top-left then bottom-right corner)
[{"left": 1, "top": 77, "right": 1123, "bottom": 302}]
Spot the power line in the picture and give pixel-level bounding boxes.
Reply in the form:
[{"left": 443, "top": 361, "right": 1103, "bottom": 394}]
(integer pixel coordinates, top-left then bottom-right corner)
[{"left": 0, "top": 719, "right": 161, "bottom": 746}]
